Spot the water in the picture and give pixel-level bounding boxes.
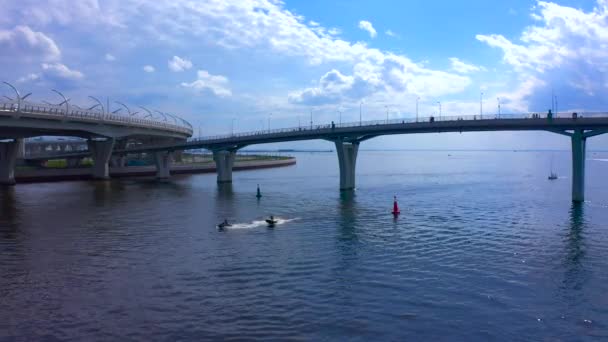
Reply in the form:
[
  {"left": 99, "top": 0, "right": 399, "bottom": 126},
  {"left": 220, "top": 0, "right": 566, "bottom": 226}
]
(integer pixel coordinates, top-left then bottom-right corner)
[{"left": 1, "top": 151, "right": 608, "bottom": 340}]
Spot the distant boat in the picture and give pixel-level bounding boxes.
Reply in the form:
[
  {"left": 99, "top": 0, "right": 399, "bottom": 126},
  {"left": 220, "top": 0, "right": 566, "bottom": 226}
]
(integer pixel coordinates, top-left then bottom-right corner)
[{"left": 548, "top": 155, "right": 558, "bottom": 180}]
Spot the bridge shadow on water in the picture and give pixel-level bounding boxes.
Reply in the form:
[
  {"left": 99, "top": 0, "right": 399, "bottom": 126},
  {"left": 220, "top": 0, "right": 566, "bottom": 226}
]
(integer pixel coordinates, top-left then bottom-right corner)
[
  {"left": 560, "top": 202, "right": 588, "bottom": 293},
  {"left": 337, "top": 190, "right": 359, "bottom": 243},
  {"left": 0, "top": 186, "right": 21, "bottom": 239}
]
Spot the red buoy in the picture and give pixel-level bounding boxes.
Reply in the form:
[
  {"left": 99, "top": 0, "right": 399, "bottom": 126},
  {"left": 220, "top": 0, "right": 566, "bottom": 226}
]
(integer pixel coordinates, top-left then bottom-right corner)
[{"left": 392, "top": 196, "right": 400, "bottom": 216}]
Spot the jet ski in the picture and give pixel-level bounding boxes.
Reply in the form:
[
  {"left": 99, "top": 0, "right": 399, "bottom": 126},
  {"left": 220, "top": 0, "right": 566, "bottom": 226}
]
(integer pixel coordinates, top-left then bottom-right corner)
[
  {"left": 217, "top": 220, "right": 232, "bottom": 229},
  {"left": 265, "top": 216, "right": 277, "bottom": 227}
]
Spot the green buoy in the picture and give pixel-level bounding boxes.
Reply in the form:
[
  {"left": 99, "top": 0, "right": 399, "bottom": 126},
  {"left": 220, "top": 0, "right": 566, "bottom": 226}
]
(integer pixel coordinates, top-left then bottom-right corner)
[{"left": 256, "top": 184, "right": 262, "bottom": 198}]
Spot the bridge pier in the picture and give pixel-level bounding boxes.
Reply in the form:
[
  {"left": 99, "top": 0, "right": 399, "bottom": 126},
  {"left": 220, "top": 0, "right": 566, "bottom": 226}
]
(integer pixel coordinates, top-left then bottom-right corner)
[
  {"left": 213, "top": 150, "right": 235, "bottom": 183},
  {"left": 335, "top": 140, "right": 359, "bottom": 190},
  {"left": 571, "top": 130, "right": 586, "bottom": 202},
  {"left": 0, "top": 139, "right": 21, "bottom": 185},
  {"left": 110, "top": 140, "right": 127, "bottom": 167},
  {"left": 154, "top": 151, "right": 173, "bottom": 180},
  {"left": 88, "top": 138, "right": 115, "bottom": 179}
]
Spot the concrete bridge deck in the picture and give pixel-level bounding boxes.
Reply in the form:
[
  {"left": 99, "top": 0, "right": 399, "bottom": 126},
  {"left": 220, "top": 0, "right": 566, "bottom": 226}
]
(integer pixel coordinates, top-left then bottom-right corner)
[{"left": 4, "top": 111, "right": 608, "bottom": 202}]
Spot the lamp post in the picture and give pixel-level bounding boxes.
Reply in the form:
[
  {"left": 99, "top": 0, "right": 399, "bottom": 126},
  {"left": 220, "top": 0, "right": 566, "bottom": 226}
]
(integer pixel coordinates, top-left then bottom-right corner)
[
  {"left": 310, "top": 108, "right": 313, "bottom": 129},
  {"left": 115, "top": 101, "right": 132, "bottom": 115},
  {"left": 89, "top": 96, "right": 105, "bottom": 115},
  {"left": 480, "top": 91, "right": 484, "bottom": 119},
  {"left": 139, "top": 106, "right": 153, "bottom": 119},
  {"left": 268, "top": 113, "right": 272, "bottom": 131},
  {"left": 338, "top": 108, "right": 342, "bottom": 125},
  {"left": 359, "top": 101, "right": 363, "bottom": 126},
  {"left": 52, "top": 89, "right": 69, "bottom": 116},
  {"left": 437, "top": 101, "right": 441, "bottom": 120},
  {"left": 497, "top": 97, "right": 501, "bottom": 116},
  {"left": 385, "top": 105, "right": 389, "bottom": 123},
  {"left": 231, "top": 118, "right": 236, "bottom": 135},
  {"left": 2, "top": 82, "right": 31, "bottom": 112},
  {"left": 416, "top": 96, "right": 420, "bottom": 122}
]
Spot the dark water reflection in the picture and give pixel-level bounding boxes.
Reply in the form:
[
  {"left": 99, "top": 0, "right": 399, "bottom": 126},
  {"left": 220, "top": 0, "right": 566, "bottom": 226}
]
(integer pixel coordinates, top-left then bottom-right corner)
[{"left": 1, "top": 151, "right": 608, "bottom": 340}]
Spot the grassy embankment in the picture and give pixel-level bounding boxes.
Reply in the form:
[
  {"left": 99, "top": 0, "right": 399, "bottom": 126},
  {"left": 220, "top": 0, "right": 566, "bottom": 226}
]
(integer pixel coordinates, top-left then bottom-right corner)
[{"left": 19, "top": 153, "right": 291, "bottom": 170}]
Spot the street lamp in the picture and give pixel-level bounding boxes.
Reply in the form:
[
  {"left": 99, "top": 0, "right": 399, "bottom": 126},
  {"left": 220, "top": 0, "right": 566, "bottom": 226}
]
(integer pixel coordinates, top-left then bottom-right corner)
[
  {"left": 52, "top": 89, "right": 69, "bottom": 115},
  {"left": 416, "top": 96, "right": 420, "bottom": 122},
  {"left": 89, "top": 96, "right": 105, "bottom": 115},
  {"left": 480, "top": 91, "right": 484, "bottom": 119},
  {"left": 115, "top": 101, "right": 132, "bottom": 115},
  {"left": 268, "top": 113, "right": 272, "bottom": 131},
  {"left": 436, "top": 101, "right": 441, "bottom": 120},
  {"left": 139, "top": 106, "right": 153, "bottom": 119},
  {"left": 385, "top": 105, "right": 389, "bottom": 123},
  {"left": 497, "top": 97, "right": 501, "bottom": 116},
  {"left": 2, "top": 81, "right": 31, "bottom": 112},
  {"left": 310, "top": 108, "right": 313, "bottom": 129},
  {"left": 359, "top": 101, "right": 363, "bottom": 126},
  {"left": 231, "top": 118, "right": 236, "bottom": 135},
  {"left": 338, "top": 108, "right": 342, "bottom": 125}
]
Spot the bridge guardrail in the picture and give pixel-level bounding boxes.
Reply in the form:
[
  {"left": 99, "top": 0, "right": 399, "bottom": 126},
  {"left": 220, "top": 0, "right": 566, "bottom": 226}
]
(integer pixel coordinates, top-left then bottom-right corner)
[
  {"left": 0, "top": 100, "right": 193, "bottom": 136},
  {"left": 189, "top": 111, "right": 608, "bottom": 144}
]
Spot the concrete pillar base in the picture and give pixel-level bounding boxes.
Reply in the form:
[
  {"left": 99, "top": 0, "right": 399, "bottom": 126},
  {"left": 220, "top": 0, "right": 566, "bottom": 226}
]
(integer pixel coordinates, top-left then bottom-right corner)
[
  {"left": 335, "top": 140, "right": 359, "bottom": 190},
  {"left": 213, "top": 150, "right": 236, "bottom": 183},
  {"left": 88, "top": 138, "right": 115, "bottom": 179},
  {"left": 571, "top": 130, "right": 586, "bottom": 202},
  {"left": 0, "top": 139, "right": 19, "bottom": 185},
  {"left": 155, "top": 151, "right": 173, "bottom": 180}
]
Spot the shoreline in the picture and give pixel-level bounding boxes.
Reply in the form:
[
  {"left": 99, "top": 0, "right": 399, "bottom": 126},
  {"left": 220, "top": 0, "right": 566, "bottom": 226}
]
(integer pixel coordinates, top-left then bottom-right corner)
[{"left": 15, "top": 157, "right": 296, "bottom": 183}]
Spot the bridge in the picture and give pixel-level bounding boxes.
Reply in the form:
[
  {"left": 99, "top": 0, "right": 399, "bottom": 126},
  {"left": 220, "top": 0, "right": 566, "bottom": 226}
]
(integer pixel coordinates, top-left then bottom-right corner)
[
  {"left": 0, "top": 92, "right": 193, "bottom": 184},
  {"left": 16, "top": 111, "right": 608, "bottom": 203},
  {"left": 125, "top": 112, "right": 608, "bottom": 203}
]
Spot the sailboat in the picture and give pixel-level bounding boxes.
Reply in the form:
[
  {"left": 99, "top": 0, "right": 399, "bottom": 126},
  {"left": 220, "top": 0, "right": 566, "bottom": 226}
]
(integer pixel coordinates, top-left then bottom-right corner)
[{"left": 548, "top": 155, "right": 558, "bottom": 180}]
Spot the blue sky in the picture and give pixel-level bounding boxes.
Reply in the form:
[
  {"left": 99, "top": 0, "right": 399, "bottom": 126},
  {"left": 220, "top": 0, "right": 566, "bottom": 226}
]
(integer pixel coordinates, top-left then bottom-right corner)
[{"left": 2, "top": 0, "right": 608, "bottom": 149}]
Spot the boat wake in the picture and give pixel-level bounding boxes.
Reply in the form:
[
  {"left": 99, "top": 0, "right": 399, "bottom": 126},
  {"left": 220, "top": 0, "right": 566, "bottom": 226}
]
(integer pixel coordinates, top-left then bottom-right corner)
[{"left": 223, "top": 217, "right": 298, "bottom": 230}]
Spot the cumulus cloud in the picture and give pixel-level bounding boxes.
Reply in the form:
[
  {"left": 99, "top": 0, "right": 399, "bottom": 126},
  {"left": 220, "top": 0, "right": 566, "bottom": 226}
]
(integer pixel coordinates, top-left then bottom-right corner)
[
  {"left": 41, "top": 62, "right": 84, "bottom": 80},
  {"left": 477, "top": 0, "right": 608, "bottom": 111},
  {"left": 0, "top": 25, "right": 61, "bottom": 61},
  {"left": 290, "top": 55, "right": 471, "bottom": 105},
  {"left": 449, "top": 57, "right": 485, "bottom": 73},
  {"left": 358, "top": 20, "right": 377, "bottom": 38},
  {"left": 143, "top": 65, "right": 155, "bottom": 73},
  {"left": 105, "top": 53, "right": 116, "bottom": 61},
  {"left": 181, "top": 69, "right": 231, "bottom": 97},
  {"left": 168, "top": 55, "right": 192, "bottom": 72}
]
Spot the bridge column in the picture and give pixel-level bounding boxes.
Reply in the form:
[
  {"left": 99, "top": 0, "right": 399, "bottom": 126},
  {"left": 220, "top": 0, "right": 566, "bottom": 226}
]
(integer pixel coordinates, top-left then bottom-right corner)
[
  {"left": 0, "top": 139, "right": 21, "bottom": 185},
  {"left": 335, "top": 141, "right": 359, "bottom": 190},
  {"left": 571, "top": 130, "right": 586, "bottom": 202},
  {"left": 154, "top": 151, "right": 173, "bottom": 180},
  {"left": 88, "top": 138, "right": 115, "bottom": 179},
  {"left": 213, "top": 150, "right": 236, "bottom": 183},
  {"left": 110, "top": 140, "right": 127, "bottom": 167}
]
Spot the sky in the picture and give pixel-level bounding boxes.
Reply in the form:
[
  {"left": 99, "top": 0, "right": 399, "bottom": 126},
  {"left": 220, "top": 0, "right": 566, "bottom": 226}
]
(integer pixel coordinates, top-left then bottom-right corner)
[{"left": 2, "top": 0, "right": 608, "bottom": 150}]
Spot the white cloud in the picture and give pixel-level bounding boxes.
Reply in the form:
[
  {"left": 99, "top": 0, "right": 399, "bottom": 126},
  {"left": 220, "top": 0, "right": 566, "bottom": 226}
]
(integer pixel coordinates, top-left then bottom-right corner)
[
  {"left": 358, "top": 20, "right": 377, "bottom": 38},
  {"left": 290, "top": 55, "right": 471, "bottom": 105},
  {"left": 105, "top": 53, "right": 116, "bottom": 61},
  {"left": 449, "top": 57, "right": 485, "bottom": 73},
  {"left": 143, "top": 65, "right": 155, "bottom": 73},
  {"left": 181, "top": 69, "right": 231, "bottom": 97},
  {"left": 0, "top": 25, "right": 61, "bottom": 61},
  {"left": 168, "top": 55, "right": 192, "bottom": 72},
  {"left": 477, "top": 0, "right": 608, "bottom": 111},
  {"left": 41, "top": 62, "right": 84, "bottom": 80},
  {"left": 385, "top": 29, "right": 398, "bottom": 37},
  {"left": 17, "top": 73, "right": 41, "bottom": 83}
]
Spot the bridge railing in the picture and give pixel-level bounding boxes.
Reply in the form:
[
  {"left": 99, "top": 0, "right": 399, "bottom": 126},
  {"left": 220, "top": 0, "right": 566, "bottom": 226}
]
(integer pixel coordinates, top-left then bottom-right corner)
[
  {"left": 189, "top": 111, "right": 608, "bottom": 143},
  {"left": 0, "top": 100, "right": 193, "bottom": 136}
]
